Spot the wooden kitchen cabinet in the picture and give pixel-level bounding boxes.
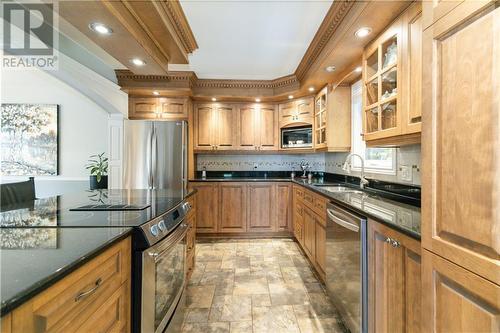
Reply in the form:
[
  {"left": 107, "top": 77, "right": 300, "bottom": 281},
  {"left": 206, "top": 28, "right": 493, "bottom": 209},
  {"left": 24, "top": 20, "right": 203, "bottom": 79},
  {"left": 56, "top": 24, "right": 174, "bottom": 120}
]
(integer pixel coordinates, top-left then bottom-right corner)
[
  {"left": 247, "top": 183, "right": 276, "bottom": 232},
  {"left": 421, "top": 1, "right": 500, "bottom": 285},
  {"left": 315, "top": 86, "right": 351, "bottom": 152},
  {"left": 219, "top": 183, "right": 247, "bottom": 232},
  {"left": 368, "top": 220, "right": 421, "bottom": 333},
  {"left": 186, "top": 192, "right": 197, "bottom": 279},
  {"left": 189, "top": 182, "right": 219, "bottom": 233},
  {"left": 293, "top": 185, "right": 328, "bottom": 281},
  {"left": 422, "top": 250, "right": 500, "bottom": 333},
  {"left": 302, "top": 208, "right": 316, "bottom": 260},
  {"left": 129, "top": 96, "right": 189, "bottom": 120},
  {"left": 190, "top": 181, "right": 293, "bottom": 235},
  {"left": 362, "top": 2, "right": 422, "bottom": 146},
  {"left": 314, "top": 217, "right": 326, "bottom": 276},
  {"left": 276, "top": 183, "right": 292, "bottom": 232},
  {"left": 194, "top": 103, "right": 237, "bottom": 151},
  {"left": 237, "top": 104, "right": 278, "bottom": 151},
  {"left": 5, "top": 238, "right": 131, "bottom": 333},
  {"left": 278, "top": 97, "right": 314, "bottom": 127},
  {"left": 293, "top": 199, "right": 305, "bottom": 246}
]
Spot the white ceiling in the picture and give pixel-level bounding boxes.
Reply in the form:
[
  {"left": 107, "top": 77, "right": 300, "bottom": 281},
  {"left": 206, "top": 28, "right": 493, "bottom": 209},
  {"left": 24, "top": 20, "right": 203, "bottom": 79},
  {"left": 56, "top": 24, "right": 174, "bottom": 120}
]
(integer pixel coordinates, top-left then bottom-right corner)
[{"left": 171, "top": 0, "right": 332, "bottom": 80}]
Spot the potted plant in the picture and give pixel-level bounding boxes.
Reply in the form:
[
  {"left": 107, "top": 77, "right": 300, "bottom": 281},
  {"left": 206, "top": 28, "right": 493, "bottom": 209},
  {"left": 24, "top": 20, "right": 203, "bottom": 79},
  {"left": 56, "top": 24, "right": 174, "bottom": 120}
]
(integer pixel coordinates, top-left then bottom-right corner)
[{"left": 86, "top": 153, "right": 108, "bottom": 190}]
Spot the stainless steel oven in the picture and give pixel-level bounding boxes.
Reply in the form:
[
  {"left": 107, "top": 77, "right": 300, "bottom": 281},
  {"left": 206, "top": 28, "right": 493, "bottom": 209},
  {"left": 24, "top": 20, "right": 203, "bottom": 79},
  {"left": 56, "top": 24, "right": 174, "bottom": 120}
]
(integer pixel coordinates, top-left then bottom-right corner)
[
  {"left": 133, "top": 201, "right": 191, "bottom": 333},
  {"left": 142, "top": 222, "right": 188, "bottom": 333}
]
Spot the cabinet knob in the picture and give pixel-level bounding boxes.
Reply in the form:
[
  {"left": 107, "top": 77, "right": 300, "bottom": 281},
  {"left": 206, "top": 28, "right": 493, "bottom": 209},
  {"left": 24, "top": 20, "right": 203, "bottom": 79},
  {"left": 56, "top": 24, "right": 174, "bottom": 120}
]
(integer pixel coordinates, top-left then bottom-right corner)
[{"left": 391, "top": 240, "right": 400, "bottom": 248}]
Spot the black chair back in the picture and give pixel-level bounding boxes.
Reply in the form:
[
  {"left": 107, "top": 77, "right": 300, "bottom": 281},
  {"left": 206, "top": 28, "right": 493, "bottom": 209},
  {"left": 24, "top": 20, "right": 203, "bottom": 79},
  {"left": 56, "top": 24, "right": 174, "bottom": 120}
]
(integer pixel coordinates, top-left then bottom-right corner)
[{"left": 1, "top": 177, "right": 36, "bottom": 209}]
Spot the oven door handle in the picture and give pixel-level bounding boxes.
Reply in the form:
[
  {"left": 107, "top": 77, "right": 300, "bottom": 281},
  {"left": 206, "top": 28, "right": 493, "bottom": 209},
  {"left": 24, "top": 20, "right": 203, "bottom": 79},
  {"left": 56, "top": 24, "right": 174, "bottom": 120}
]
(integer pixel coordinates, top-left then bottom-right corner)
[{"left": 148, "top": 223, "right": 188, "bottom": 261}]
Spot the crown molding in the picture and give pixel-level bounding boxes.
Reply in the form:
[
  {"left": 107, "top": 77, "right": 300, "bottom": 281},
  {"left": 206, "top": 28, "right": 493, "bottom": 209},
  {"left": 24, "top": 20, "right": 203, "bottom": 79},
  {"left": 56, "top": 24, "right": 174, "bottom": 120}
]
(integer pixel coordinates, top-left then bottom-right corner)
[
  {"left": 155, "top": 1, "right": 198, "bottom": 55},
  {"left": 295, "top": 0, "right": 355, "bottom": 81},
  {"left": 116, "top": 69, "right": 300, "bottom": 97}
]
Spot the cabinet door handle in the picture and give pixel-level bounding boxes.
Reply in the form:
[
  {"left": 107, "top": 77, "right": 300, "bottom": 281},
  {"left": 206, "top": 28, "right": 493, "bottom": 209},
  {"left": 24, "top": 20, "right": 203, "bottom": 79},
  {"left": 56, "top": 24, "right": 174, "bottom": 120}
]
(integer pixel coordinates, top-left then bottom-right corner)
[
  {"left": 391, "top": 240, "right": 400, "bottom": 248},
  {"left": 75, "top": 278, "right": 102, "bottom": 302}
]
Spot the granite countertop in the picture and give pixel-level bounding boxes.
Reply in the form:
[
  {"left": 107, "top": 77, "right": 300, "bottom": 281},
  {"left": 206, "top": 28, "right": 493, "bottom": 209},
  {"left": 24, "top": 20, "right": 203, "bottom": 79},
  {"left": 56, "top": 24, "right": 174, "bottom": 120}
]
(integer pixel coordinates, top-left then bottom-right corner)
[
  {"left": 0, "top": 188, "right": 197, "bottom": 228},
  {"left": 0, "top": 227, "right": 132, "bottom": 315},
  {"left": 190, "top": 177, "right": 420, "bottom": 239},
  {"left": 292, "top": 179, "right": 421, "bottom": 239},
  {"left": 0, "top": 188, "right": 197, "bottom": 315}
]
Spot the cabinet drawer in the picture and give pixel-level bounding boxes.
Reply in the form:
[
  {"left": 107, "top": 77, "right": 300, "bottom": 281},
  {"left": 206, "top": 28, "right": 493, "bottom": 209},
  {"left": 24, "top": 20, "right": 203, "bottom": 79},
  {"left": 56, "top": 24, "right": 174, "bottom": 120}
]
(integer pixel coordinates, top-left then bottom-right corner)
[
  {"left": 303, "top": 191, "right": 314, "bottom": 207},
  {"left": 74, "top": 282, "right": 130, "bottom": 333},
  {"left": 295, "top": 203, "right": 304, "bottom": 217},
  {"left": 12, "top": 238, "right": 131, "bottom": 333},
  {"left": 312, "top": 196, "right": 327, "bottom": 217},
  {"left": 293, "top": 186, "right": 304, "bottom": 201}
]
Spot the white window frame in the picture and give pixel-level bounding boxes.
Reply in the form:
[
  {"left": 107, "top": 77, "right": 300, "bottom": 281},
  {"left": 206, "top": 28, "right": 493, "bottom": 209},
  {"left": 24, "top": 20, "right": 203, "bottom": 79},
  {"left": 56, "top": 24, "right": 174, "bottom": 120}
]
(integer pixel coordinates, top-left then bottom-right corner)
[{"left": 350, "top": 80, "right": 397, "bottom": 175}]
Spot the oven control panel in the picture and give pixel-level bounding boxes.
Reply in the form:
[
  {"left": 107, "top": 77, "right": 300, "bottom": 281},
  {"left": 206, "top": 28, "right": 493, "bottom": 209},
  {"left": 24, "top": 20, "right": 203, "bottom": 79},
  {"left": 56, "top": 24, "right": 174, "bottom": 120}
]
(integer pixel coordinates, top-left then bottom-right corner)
[{"left": 140, "top": 199, "right": 191, "bottom": 246}]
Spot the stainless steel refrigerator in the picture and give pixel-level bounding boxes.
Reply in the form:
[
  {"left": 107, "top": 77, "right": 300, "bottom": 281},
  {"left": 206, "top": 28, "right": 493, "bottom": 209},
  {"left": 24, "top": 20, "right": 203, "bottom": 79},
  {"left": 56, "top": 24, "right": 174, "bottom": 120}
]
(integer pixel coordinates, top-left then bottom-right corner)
[{"left": 123, "top": 121, "right": 187, "bottom": 193}]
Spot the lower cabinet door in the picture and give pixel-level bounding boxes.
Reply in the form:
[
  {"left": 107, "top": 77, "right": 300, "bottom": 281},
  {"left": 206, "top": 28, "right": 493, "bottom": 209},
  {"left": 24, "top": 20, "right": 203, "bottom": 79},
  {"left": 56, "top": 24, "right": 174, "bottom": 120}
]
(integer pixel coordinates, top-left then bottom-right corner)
[
  {"left": 219, "top": 183, "right": 247, "bottom": 232},
  {"left": 422, "top": 250, "right": 500, "bottom": 333},
  {"left": 368, "top": 220, "right": 421, "bottom": 333},
  {"left": 276, "top": 183, "right": 292, "bottom": 231},
  {"left": 314, "top": 220, "right": 326, "bottom": 276},
  {"left": 247, "top": 183, "right": 276, "bottom": 232},
  {"left": 303, "top": 208, "right": 316, "bottom": 260},
  {"left": 189, "top": 183, "right": 218, "bottom": 233}
]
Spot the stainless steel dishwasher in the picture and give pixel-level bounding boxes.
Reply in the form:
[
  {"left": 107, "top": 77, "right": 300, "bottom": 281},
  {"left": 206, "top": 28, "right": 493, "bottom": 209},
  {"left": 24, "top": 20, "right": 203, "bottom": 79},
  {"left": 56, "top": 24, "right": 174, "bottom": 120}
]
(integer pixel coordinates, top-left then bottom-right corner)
[{"left": 326, "top": 202, "right": 368, "bottom": 333}]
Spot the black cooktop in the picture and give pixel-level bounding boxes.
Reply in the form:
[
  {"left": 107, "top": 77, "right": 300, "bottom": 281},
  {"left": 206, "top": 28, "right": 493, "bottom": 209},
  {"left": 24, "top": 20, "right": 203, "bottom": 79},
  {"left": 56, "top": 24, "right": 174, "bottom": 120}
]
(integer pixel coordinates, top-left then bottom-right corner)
[{"left": 0, "top": 189, "right": 185, "bottom": 228}]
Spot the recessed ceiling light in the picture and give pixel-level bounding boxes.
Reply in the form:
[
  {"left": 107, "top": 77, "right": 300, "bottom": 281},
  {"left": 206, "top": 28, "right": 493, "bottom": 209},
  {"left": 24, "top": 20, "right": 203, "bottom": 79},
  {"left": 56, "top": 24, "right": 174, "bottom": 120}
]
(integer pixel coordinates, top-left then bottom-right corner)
[
  {"left": 211, "top": 97, "right": 217, "bottom": 102},
  {"left": 288, "top": 95, "right": 294, "bottom": 99},
  {"left": 355, "top": 66, "right": 362, "bottom": 73},
  {"left": 130, "top": 58, "right": 146, "bottom": 66},
  {"left": 355, "top": 27, "right": 372, "bottom": 38},
  {"left": 308, "top": 87, "right": 315, "bottom": 92},
  {"left": 325, "top": 66, "right": 336, "bottom": 73},
  {"left": 89, "top": 22, "right": 112, "bottom": 35},
  {"left": 153, "top": 91, "right": 160, "bottom": 95},
  {"left": 255, "top": 98, "right": 261, "bottom": 103}
]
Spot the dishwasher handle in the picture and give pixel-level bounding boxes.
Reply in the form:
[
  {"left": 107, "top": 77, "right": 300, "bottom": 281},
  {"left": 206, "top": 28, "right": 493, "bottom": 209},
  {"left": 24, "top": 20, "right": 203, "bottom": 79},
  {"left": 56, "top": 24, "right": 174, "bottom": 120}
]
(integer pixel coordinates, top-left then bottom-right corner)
[{"left": 327, "top": 208, "right": 360, "bottom": 232}]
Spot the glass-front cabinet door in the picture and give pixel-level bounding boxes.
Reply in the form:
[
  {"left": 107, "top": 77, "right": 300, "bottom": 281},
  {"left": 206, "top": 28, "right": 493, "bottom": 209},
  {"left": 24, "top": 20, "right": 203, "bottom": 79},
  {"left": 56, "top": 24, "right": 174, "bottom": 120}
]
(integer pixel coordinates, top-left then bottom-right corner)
[
  {"left": 314, "top": 87, "right": 328, "bottom": 148},
  {"left": 362, "top": 20, "right": 402, "bottom": 142}
]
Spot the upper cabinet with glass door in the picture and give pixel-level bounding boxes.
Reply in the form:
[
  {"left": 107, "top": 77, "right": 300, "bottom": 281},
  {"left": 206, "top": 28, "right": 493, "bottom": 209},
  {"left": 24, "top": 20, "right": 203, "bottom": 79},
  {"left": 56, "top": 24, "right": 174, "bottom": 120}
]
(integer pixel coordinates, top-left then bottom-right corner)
[
  {"left": 362, "top": 2, "right": 422, "bottom": 146},
  {"left": 314, "top": 87, "right": 327, "bottom": 149}
]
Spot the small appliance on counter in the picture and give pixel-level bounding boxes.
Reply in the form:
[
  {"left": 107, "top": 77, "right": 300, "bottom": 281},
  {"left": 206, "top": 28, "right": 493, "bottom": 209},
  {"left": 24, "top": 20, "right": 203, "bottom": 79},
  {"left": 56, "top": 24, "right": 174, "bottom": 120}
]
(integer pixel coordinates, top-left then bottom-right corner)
[{"left": 281, "top": 126, "right": 313, "bottom": 149}]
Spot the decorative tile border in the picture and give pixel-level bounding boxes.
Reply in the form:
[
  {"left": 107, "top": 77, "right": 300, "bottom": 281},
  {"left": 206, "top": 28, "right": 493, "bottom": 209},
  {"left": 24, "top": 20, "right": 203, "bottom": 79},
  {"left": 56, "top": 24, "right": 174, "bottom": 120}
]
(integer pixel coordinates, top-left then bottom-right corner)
[{"left": 196, "top": 145, "right": 421, "bottom": 185}]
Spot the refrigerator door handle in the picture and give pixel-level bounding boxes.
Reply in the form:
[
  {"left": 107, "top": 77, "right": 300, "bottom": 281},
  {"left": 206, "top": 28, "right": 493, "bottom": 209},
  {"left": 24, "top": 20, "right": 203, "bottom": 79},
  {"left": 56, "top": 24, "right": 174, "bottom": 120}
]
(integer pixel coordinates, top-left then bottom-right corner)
[
  {"left": 147, "top": 126, "right": 153, "bottom": 189},
  {"left": 151, "top": 126, "right": 158, "bottom": 189}
]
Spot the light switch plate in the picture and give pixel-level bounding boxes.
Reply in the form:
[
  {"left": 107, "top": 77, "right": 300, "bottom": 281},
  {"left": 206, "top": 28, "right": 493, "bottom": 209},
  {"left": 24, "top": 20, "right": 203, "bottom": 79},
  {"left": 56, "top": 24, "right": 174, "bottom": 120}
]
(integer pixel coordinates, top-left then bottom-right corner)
[{"left": 400, "top": 165, "right": 412, "bottom": 182}]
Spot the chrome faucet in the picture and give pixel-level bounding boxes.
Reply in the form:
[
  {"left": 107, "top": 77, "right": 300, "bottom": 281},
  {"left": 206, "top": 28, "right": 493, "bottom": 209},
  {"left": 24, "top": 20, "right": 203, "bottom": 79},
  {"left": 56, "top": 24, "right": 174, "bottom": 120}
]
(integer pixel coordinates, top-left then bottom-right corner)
[
  {"left": 299, "top": 159, "right": 310, "bottom": 178},
  {"left": 342, "top": 153, "right": 369, "bottom": 189}
]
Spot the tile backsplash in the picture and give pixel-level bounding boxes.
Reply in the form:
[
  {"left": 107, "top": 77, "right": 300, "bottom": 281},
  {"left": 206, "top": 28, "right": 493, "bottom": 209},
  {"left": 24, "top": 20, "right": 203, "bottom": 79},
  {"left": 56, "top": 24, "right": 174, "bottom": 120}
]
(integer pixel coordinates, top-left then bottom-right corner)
[{"left": 197, "top": 145, "right": 421, "bottom": 185}]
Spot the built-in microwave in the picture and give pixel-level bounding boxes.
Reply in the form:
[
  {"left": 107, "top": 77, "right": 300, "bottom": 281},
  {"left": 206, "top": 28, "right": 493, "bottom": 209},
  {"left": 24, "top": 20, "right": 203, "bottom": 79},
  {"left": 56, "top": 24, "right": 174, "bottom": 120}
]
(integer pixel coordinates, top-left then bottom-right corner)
[{"left": 281, "top": 126, "right": 313, "bottom": 149}]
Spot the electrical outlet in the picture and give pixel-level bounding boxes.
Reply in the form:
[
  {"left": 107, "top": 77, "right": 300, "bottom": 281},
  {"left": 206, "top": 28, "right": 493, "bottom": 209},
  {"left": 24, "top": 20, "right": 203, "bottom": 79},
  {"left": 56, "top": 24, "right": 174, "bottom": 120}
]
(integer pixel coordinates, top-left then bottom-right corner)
[{"left": 400, "top": 165, "right": 412, "bottom": 182}]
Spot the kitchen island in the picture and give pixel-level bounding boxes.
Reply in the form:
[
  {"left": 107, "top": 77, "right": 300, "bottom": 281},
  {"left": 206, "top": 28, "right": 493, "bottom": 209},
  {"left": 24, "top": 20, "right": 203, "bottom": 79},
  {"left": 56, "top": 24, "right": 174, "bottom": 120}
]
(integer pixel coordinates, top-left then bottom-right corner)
[{"left": 0, "top": 188, "right": 196, "bottom": 322}]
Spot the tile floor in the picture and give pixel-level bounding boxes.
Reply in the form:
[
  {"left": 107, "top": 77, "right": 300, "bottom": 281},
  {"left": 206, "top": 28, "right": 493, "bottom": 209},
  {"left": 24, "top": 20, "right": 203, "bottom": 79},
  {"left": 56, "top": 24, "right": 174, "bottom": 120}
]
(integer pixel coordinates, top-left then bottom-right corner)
[{"left": 182, "top": 238, "right": 348, "bottom": 333}]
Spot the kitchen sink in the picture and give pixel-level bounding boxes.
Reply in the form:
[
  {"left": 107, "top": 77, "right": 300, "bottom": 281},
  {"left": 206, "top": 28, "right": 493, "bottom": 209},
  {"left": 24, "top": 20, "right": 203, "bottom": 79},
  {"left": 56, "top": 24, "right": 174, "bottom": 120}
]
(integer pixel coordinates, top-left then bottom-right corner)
[{"left": 314, "top": 185, "right": 365, "bottom": 195}]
